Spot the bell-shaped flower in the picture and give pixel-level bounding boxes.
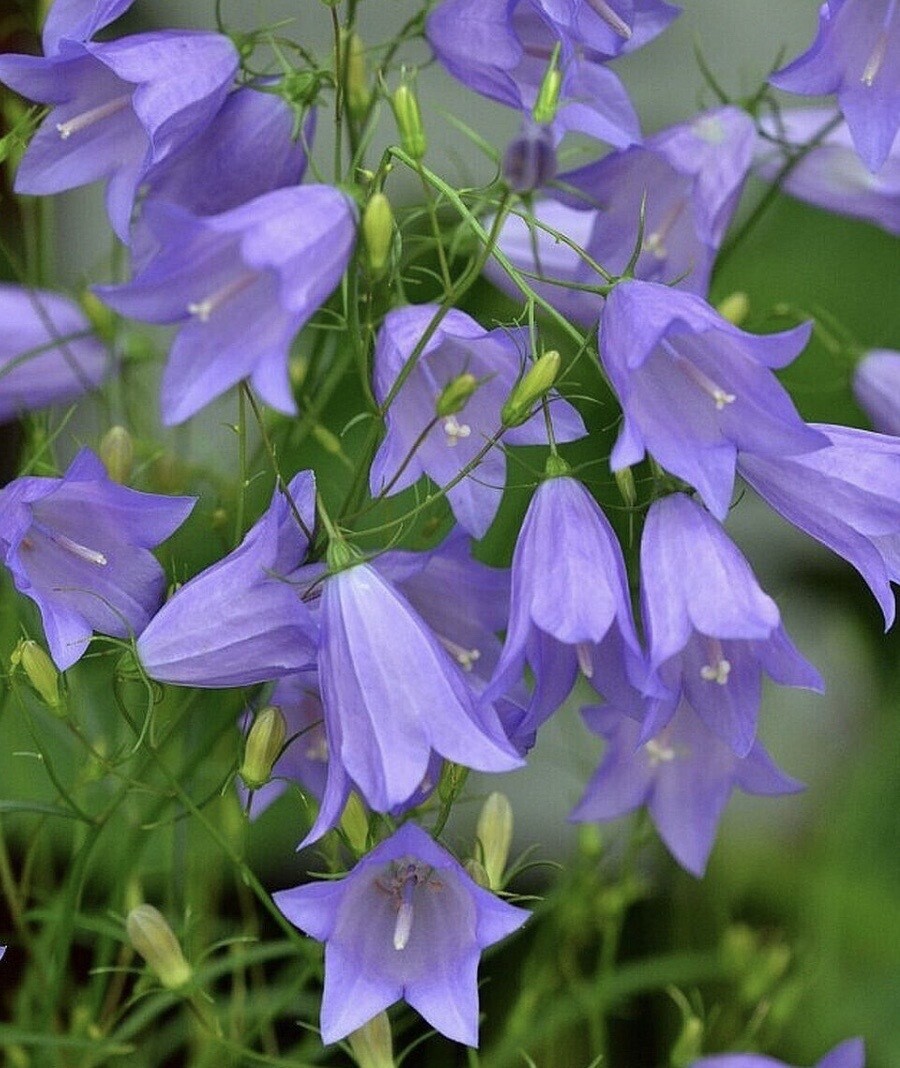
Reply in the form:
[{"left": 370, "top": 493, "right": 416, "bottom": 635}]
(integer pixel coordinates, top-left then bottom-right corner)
[
  {"left": 370, "top": 305, "right": 586, "bottom": 538},
  {"left": 770, "top": 0, "right": 899, "bottom": 173},
  {"left": 94, "top": 186, "right": 357, "bottom": 424},
  {"left": 853, "top": 349, "right": 900, "bottom": 433},
  {"left": 755, "top": 107, "right": 900, "bottom": 236},
  {"left": 0, "top": 284, "right": 109, "bottom": 420},
  {"left": 274, "top": 822, "right": 528, "bottom": 1046},
  {"left": 599, "top": 280, "right": 828, "bottom": 519},
  {"left": 570, "top": 699, "right": 804, "bottom": 876},
  {"left": 639, "top": 494, "right": 823, "bottom": 756},
  {"left": 738, "top": 424, "right": 900, "bottom": 628},
  {"left": 41, "top": 0, "right": 136, "bottom": 55},
  {"left": 0, "top": 448, "right": 194, "bottom": 669},
  {"left": 484, "top": 471, "right": 650, "bottom": 749},
  {"left": 0, "top": 32, "right": 238, "bottom": 242},
  {"left": 317, "top": 556, "right": 523, "bottom": 816},
  {"left": 136, "top": 471, "right": 319, "bottom": 687},
  {"left": 691, "top": 1037, "right": 865, "bottom": 1068}
]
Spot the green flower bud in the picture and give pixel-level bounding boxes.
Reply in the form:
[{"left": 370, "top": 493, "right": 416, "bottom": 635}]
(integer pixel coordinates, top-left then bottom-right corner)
[
  {"left": 501, "top": 350, "right": 561, "bottom": 427},
  {"left": 464, "top": 857, "right": 491, "bottom": 889},
  {"left": 362, "top": 192, "right": 395, "bottom": 278},
  {"left": 340, "top": 792, "right": 370, "bottom": 855},
  {"left": 717, "top": 291, "right": 750, "bottom": 326},
  {"left": 544, "top": 452, "right": 570, "bottom": 478},
  {"left": 392, "top": 84, "right": 426, "bottom": 160},
  {"left": 476, "top": 791, "right": 513, "bottom": 890},
  {"left": 126, "top": 905, "right": 192, "bottom": 990},
  {"left": 345, "top": 32, "right": 370, "bottom": 118},
  {"left": 11, "top": 639, "right": 61, "bottom": 711},
  {"left": 239, "top": 706, "right": 287, "bottom": 790},
  {"left": 532, "top": 45, "right": 562, "bottom": 126},
  {"left": 670, "top": 1014, "right": 704, "bottom": 1067},
  {"left": 99, "top": 425, "right": 135, "bottom": 484},
  {"left": 348, "top": 1012, "right": 394, "bottom": 1068},
  {"left": 614, "top": 465, "right": 637, "bottom": 509},
  {"left": 436, "top": 372, "right": 479, "bottom": 418}
]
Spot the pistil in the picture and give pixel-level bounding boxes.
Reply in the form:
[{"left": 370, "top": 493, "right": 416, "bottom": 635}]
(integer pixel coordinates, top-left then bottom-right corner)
[
  {"left": 585, "top": 0, "right": 632, "bottom": 39},
  {"left": 56, "top": 94, "right": 132, "bottom": 140}
]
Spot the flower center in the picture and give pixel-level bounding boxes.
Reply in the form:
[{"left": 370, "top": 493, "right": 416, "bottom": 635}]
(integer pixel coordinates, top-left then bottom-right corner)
[
  {"left": 439, "top": 636, "right": 481, "bottom": 672},
  {"left": 700, "top": 638, "right": 731, "bottom": 685},
  {"left": 642, "top": 198, "right": 687, "bottom": 262},
  {"left": 576, "top": 641, "right": 594, "bottom": 679},
  {"left": 585, "top": 0, "right": 632, "bottom": 40},
  {"left": 442, "top": 415, "right": 472, "bottom": 447},
  {"left": 56, "top": 94, "right": 132, "bottom": 140},
  {"left": 644, "top": 737, "right": 677, "bottom": 764},
  {"left": 187, "top": 272, "right": 258, "bottom": 322},
  {"left": 374, "top": 860, "right": 443, "bottom": 952},
  {"left": 25, "top": 523, "right": 108, "bottom": 566},
  {"left": 665, "top": 342, "right": 736, "bottom": 410}
]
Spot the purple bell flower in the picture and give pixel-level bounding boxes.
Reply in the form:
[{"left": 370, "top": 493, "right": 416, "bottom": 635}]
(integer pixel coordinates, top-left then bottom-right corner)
[
  {"left": 599, "top": 280, "right": 827, "bottom": 519},
  {"left": 94, "top": 186, "right": 357, "bottom": 424},
  {"left": 370, "top": 305, "right": 586, "bottom": 539},
  {"left": 739, "top": 424, "right": 900, "bottom": 627},
  {"left": 274, "top": 822, "right": 528, "bottom": 1046},
  {"left": 0, "top": 284, "right": 109, "bottom": 420},
  {"left": 0, "top": 448, "right": 194, "bottom": 669},
  {"left": 770, "top": 0, "right": 899, "bottom": 173},
  {"left": 755, "top": 107, "right": 900, "bottom": 235},
  {"left": 570, "top": 699, "right": 804, "bottom": 877},
  {"left": 136, "top": 471, "right": 319, "bottom": 687},
  {"left": 0, "top": 32, "right": 239, "bottom": 242},
  {"left": 691, "top": 1037, "right": 865, "bottom": 1068},
  {"left": 853, "top": 349, "right": 900, "bottom": 433},
  {"left": 639, "top": 494, "right": 823, "bottom": 756}
]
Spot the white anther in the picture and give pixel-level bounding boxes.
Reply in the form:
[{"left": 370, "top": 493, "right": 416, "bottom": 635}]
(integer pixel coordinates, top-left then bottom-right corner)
[
  {"left": 442, "top": 415, "right": 471, "bottom": 447},
  {"left": 187, "top": 273, "right": 257, "bottom": 322},
  {"left": 576, "top": 642, "right": 594, "bottom": 679},
  {"left": 700, "top": 658, "right": 731, "bottom": 685},
  {"left": 645, "top": 738, "right": 677, "bottom": 764},
  {"left": 393, "top": 900, "right": 414, "bottom": 951}
]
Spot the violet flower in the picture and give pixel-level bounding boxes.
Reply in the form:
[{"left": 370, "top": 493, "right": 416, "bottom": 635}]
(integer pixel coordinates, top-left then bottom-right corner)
[
  {"left": 274, "top": 822, "right": 528, "bottom": 1045},
  {"left": 0, "top": 448, "right": 194, "bottom": 669},
  {"left": 94, "top": 186, "right": 357, "bottom": 424},
  {"left": 0, "top": 284, "right": 109, "bottom": 421},
  {"left": 739, "top": 424, "right": 900, "bottom": 627},
  {"left": 0, "top": 32, "right": 239, "bottom": 242},
  {"left": 599, "top": 280, "right": 827, "bottom": 519},
  {"left": 853, "top": 349, "right": 900, "bottom": 433},
  {"left": 639, "top": 494, "right": 823, "bottom": 756},
  {"left": 136, "top": 472, "right": 319, "bottom": 687},
  {"left": 755, "top": 107, "right": 900, "bottom": 235},
  {"left": 570, "top": 700, "right": 803, "bottom": 877},
  {"left": 770, "top": 0, "right": 899, "bottom": 173},
  {"left": 370, "top": 305, "right": 586, "bottom": 539},
  {"left": 691, "top": 1037, "right": 865, "bottom": 1068}
]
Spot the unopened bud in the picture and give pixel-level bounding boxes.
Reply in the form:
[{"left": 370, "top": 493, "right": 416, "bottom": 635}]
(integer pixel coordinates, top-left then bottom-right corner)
[
  {"left": 436, "top": 372, "right": 479, "bottom": 417},
  {"left": 362, "top": 192, "right": 395, "bottom": 278},
  {"left": 79, "top": 290, "right": 116, "bottom": 342},
  {"left": 670, "top": 1015, "right": 704, "bottom": 1067},
  {"left": 476, "top": 792, "right": 513, "bottom": 889},
  {"left": 501, "top": 350, "right": 561, "bottom": 427},
  {"left": 239, "top": 706, "right": 287, "bottom": 790},
  {"left": 340, "top": 792, "right": 369, "bottom": 854},
  {"left": 717, "top": 291, "right": 750, "bottom": 326},
  {"left": 312, "top": 423, "right": 346, "bottom": 458},
  {"left": 465, "top": 857, "right": 491, "bottom": 889},
  {"left": 392, "top": 84, "right": 426, "bottom": 160},
  {"left": 99, "top": 425, "right": 134, "bottom": 484},
  {"left": 345, "top": 32, "right": 370, "bottom": 118},
  {"left": 532, "top": 45, "right": 561, "bottom": 125},
  {"left": 614, "top": 465, "right": 637, "bottom": 509},
  {"left": 502, "top": 122, "right": 557, "bottom": 195},
  {"left": 544, "top": 452, "right": 570, "bottom": 478},
  {"left": 126, "top": 905, "right": 192, "bottom": 990},
  {"left": 348, "top": 1012, "right": 394, "bottom": 1068},
  {"left": 11, "top": 639, "right": 61, "bottom": 711},
  {"left": 740, "top": 942, "right": 791, "bottom": 1004}
]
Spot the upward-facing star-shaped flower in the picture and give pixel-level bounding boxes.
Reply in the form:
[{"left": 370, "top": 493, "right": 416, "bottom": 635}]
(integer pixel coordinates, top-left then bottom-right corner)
[{"left": 274, "top": 822, "right": 529, "bottom": 1046}]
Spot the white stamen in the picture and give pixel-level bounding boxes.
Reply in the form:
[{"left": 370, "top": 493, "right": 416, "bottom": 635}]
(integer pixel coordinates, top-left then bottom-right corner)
[
  {"left": 862, "top": 28, "right": 889, "bottom": 86},
  {"left": 700, "top": 639, "right": 731, "bottom": 685},
  {"left": 642, "top": 198, "right": 687, "bottom": 261},
  {"left": 668, "top": 345, "right": 736, "bottom": 410},
  {"left": 187, "top": 273, "right": 257, "bottom": 322},
  {"left": 586, "top": 0, "right": 632, "bottom": 39},
  {"left": 438, "top": 636, "right": 481, "bottom": 672},
  {"left": 442, "top": 415, "right": 471, "bottom": 447},
  {"left": 576, "top": 642, "right": 594, "bottom": 679},
  {"left": 393, "top": 900, "right": 414, "bottom": 951},
  {"left": 645, "top": 738, "right": 677, "bottom": 764},
  {"left": 28, "top": 526, "right": 108, "bottom": 566},
  {"left": 56, "top": 94, "right": 131, "bottom": 140}
]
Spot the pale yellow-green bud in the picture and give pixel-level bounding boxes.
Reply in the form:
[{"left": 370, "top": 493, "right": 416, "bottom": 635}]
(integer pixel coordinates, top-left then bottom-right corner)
[
  {"left": 362, "top": 192, "right": 395, "bottom": 278},
  {"left": 614, "top": 465, "right": 637, "bottom": 509},
  {"left": 79, "top": 289, "right": 117, "bottom": 342},
  {"left": 670, "top": 1015, "right": 704, "bottom": 1067},
  {"left": 544, "top": 452, "right": 570, "bottom": 479},
  {"left": 239, "top": 706, "right": 287, "bottom": 790},
  {"left": 740, "top": 942, "right": 791, "bottom": 1004},
  {"left": 99, "top": 425, "right": 134, "bottom": 484},
  {"left": 340, "top": 792, "right": 369, "bottom": 855},
  {"left": 345, "top": 32, "right": 370, "bottom": 118},
  {"left": 476, "top": 792, "right": 513, "bottom": 890},
  {"left": 532, "top": 45, "right": 561, "bottom": 126},
  {"left": 716, "top": 291, "right": 750, "bottom": 326},
  {"left": 436, "top": 372, "right": 478, "bottom": 418},
  {"left": 348, "top": 1012, "right": 395, "bottom": 1068},
  {"left": 392, "top": 84, "right": 426, "bottom": 160},
  {"left": 465, "top": 857, "right": 491, "bottom": 889},
  {"left": 720, "top": 923, "right": 757, "bottom": 976},
  {"left": 126, "top": 905, "right": 192, "bottom": 990},
  {"left": 11, "top": 639, "right": 61, "bottom": 711},
  {"left": 312, "top": 423, "right": 346, "bottom": 459},
  {"left": 501, "top": 350, "right": 561, "bottom": 427}
]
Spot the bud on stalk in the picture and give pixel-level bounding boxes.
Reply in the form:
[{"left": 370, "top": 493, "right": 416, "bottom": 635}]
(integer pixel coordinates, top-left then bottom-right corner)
[
  {"left": 501, "top": 350, "right": 561, "bottom": 427},
  {"left": 392, "top": 84, "right": 426, "bottom": 160},
  {"left": 239, "top": 706, "right": 287, "bottom": 790},
  {"left": 126, "top": 905, "right": 192, "bottom": 990}
]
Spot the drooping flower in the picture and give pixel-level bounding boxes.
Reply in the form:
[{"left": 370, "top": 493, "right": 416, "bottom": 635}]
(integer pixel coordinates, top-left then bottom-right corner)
[
  {"left": 0, "top": 284, "right": 109, "bottom": 420},
  {"left": 274, "top": 822, "right": 529, "bottom": 1046},
  {"left": 428, "top": 0, "right": 682, "bottom": 148},
  {"left": 690, "top": 1037, "right": 865, "bottom": 1068},
  {"left": 370, "top": 305, "right": 586, "bottom": 539},
  {"left": 0, "top": 448, "right": 194, "bottom": 669},
  {"left": 0, "top": 32, "right": 239, "bottom": 241},
  {"left": 41, "top": 0, "right": 135, "bottom": 55},
  {"left": 94, "top": 186, "right": 357, "bottom": 424},
  {"left": 852, "top": 349, "right": 900, "bottom": 433},
  {"left": 136, "top": 471, "right": 319, "bottom": 687},
  {"left": 599, "top": 280, "right": 827, "bottom": 519},
  {"left": 754, "top": 107, "right": 900, "bottom": 235},
  {"left": 738, "top": 424, "right": 900, "bottom": 627},
  {"left": 570, "top": 699, "right": 804, "bottom": 876},
  {"left": 770, "top": 0, "right": 899, "bottom": 172},
  {"left": 639, "top": 494, "right": 823, "bottom": 756},
  {"left": 483, "top": 470, "right": 650, "bottom": 750}
]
